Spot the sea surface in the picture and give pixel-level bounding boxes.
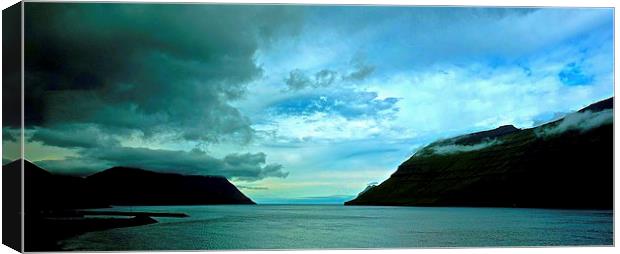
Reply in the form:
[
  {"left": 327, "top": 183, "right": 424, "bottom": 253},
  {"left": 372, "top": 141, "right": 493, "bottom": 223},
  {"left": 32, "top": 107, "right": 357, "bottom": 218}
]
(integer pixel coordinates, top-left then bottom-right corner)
[{"left": 60, "top": 205, "right": 613, "bottom": 251}]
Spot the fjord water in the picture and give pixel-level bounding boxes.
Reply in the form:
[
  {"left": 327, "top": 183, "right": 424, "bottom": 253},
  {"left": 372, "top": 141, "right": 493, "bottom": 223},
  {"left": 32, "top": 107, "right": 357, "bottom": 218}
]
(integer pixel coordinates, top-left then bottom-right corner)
[{"left": 60, "top": 205, "right": 612, "bottom": 250}]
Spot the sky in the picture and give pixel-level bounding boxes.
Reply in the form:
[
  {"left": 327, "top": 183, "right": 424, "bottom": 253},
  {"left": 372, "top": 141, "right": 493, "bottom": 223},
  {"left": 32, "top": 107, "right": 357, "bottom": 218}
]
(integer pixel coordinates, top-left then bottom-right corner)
[{"left": 2, "top": 4, "right": 614, "bottom": 204}]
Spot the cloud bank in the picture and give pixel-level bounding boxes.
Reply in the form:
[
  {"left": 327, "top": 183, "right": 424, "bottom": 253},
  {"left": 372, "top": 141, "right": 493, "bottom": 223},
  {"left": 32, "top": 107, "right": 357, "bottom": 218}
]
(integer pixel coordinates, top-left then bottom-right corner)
[
  {"left": 21, "top": 4, "right": 304, "bottom": 179},
  {"left": 37, "top": 146, "right": 287, "bottom": 181},
  {"left": 24, "top": 4, "right": 303, "bottom": 143},
  {"left": 538, "top": 109, "right": 613, "bottom": 137}
]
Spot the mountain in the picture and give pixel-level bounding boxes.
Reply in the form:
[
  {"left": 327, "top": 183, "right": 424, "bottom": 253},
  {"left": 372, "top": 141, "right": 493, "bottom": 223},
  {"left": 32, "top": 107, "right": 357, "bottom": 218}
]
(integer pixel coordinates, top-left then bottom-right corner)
[
  {"left": 22, "top": 159, "right": 108, "bottom": 211},
  {"left": 11, "top": 160, "right": 255, "bottom": 212},
  {"left": 579, "top": 97, "right": 613, "bottom": 112},
  {"left": 18, "top": 161, "right": 253, "bottom": 251},
  {"left": 448, "top": 124, "right": 520, "bottom": 145},
  {"left": 87, "top": 167, "right": 255, "bottom": 205},
  {"left": 346, "top": 97, "right": 613, "bottom": 209}
]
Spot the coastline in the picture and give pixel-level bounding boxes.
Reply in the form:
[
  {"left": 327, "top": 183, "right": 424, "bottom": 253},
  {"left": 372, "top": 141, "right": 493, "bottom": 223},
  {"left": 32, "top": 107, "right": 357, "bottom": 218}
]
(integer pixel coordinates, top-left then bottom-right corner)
[{"left": 25, "top": 211, "right": 188, "bottom": 251}]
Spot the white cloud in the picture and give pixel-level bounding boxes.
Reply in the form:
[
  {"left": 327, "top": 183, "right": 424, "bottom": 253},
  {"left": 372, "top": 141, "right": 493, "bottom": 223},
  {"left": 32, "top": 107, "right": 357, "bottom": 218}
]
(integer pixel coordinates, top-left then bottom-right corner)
[
  {"left": 430, "top": 139, "right": 502, "bottom": 155},
  {"left": 369, "top": 57, "right": 611, "bottom": 138},
  {"left": 537, "top": 109, "right": 613, "bottom": 137}
]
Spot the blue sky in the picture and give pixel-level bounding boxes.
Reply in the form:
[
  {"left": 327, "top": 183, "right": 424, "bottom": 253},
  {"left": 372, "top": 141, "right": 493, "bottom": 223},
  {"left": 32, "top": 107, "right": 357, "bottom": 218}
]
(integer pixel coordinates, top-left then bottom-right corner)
[{"left": 4, "top": 5, "right": 614, "bottom": 203}]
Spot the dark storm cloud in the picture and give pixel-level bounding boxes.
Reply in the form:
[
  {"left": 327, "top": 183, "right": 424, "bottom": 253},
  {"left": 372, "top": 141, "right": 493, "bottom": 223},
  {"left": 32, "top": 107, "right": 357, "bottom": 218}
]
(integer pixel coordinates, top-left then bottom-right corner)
[
  {"left": 29, "top": 124, "right": 120, "bottom": 148},
  {"left": 26, "top": 124, "right": 289, "bottom": 181},
  {"left": 24, "top": 3, "right": 303, "bottom": 143},
  {"left": 2, "top": 2, "right": 21, "bottom": 128},
  {"left": 37, "top": 146, "right": 288, "bottom": 181},
  {"left": 22, "top": 4, "right": 301, "bottom": 178},
  {"left": 89, "top": 148, "right": 288, "bottom": 181},
  {"left": 2, "top": 128, "right": 18, "bottom": 142}
]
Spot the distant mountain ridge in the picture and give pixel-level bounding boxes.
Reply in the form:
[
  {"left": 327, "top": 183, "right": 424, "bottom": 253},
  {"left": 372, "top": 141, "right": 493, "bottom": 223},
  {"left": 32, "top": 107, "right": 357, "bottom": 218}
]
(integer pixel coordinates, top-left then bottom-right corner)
[
  {"left": 10, "top": 160, "right": 256, "bottom": 212},
  {"left": 346, "top": 97, "right": 613, "bottom": 209},
  {"left": 88, "top": 166, "right": 255, "bottom": 205},
  {"left": 579, "top": 97, "right": 613, "bottom": 112},
  {"left": 450, "top": 125, "right": 520, "bottom": 145}
]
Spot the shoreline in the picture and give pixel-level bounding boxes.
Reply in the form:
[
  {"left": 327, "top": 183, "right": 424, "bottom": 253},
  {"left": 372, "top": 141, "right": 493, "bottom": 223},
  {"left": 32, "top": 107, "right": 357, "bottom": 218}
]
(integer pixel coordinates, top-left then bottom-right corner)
[{"left": 25, "top": 213, "right": 174, "bottom": 251}]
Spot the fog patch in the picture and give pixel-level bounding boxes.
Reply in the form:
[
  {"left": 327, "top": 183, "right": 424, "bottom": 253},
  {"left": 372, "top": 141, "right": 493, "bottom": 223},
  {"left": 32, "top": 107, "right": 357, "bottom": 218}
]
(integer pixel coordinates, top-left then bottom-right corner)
[
  {"left": 537, "top": 109, "right": 612, "bottom": 137},
  {"left": 357, "top": 182, "right": 379, "bottom": 197},
  {"left": 430, "top": 139, "right": 502, "bottom": 155},
  {"left": 237, "top": 185, "right": 269, "bottom": 190}
]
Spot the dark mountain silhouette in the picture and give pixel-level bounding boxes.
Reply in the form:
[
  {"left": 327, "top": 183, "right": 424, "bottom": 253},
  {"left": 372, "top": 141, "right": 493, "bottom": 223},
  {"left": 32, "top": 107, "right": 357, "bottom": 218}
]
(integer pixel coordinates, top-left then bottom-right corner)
[
  {"left": 87, "top": 166, "right": 255, "bottom": 205},
  {"left": 346, "top": 97, "right": 613, "bottom": 209},
  {"left": 21, "top": 159, "right": 107, "bottom": 211},
  {"left": 18, "top": 161, "right": 248, "bottom": 251},
  {"left": 11, "top": 160, "right": 255, "bottom": 212},
  {"left": 450, "top": 125, "right": 520, "bottom": 145},
  {"left": 579, "top": 97, "right": 613, "bottom": 112},
  {"left": 2, "top": 158, "right": 22, "bottom": 252},
  {"left": 20, "top": 160, "right": 109, "bottom": 251}
]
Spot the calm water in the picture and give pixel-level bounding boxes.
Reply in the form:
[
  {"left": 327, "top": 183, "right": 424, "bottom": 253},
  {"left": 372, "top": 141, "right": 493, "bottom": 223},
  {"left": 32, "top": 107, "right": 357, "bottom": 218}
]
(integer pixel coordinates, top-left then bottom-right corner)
[{"left": 60, "top": 205, "right": 613, "bottom": 251}]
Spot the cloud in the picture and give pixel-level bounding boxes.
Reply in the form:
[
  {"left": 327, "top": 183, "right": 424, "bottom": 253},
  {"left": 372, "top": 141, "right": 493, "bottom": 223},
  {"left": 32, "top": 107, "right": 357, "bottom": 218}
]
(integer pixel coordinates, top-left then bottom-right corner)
[
  {"left": 314, "top": 69, "right": 338, "bottom": 87},
  {"left": 250, "top": 7, "right": 612, "bottom": 149},
  {"left": 89, "top": 148, "right": 288, "bottom": 182},
  {"left": 222, "top": 153, "right": 289, "bottom": 181},
  {"left": 558, "top": 62, "right": 594, "bottom": 86},
  {"left": 284, "top": 68, "right": 339, "bottom": 90},
  {"left": 263, "top": 8, "right": 611, "bottom": 81},
  {"left": 254, "top": 90, "right": 402, "bottom": 141},
  {"left": 24, "top": 4, "right": 303, "bottom": 144},
  {"left": 236, "top": 185, "right": 269, "bottom": 190},
  {"left": 537, "top": 109, "right": 613, "bottom": 137},
  {"left": 2, "top": 128, "right": 19, "bottom": 142},
  {"left": 29, "top": 124, "right": 120, "bottom": 148},
  {"left": 343, "top": 56, "right": 376, "bottom": 81},
  {"left": 428, "top": 139, "right": 502, "bottom": 156},
  {"left": 284, "top": 69, "right": 313, "bottom": 90},
  {"left": 357, "top": 184, "right": 377, "bottom": 197},
  {"left": 2, "top": 3, "right": 20, "bottom": 128},
  {"left": 21, "top": 4, "right": 304, "bottom": 182},
  {"left": 366, "top": 8, "right": 612, "bottom": 71},
  {"left": 343, "top": 64, "right": 375, "bottom": 81},
  {"left": 532, "top": 112, "right": 570, "bottom": 126},
  {"left": 342, "top": 148, "right": 401, "bottom": 159},
  {"left": 267, "top": 91, "right": 399, "bottom": 120},
  {"left": 36, "top": 146, "right": 288, "bottom": 181},
  {"left": 283, "top": 62, "right": 374, "bottom": 91},
  {"left": 370, "top": 52, "right": 612, "bottom": 138}
]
